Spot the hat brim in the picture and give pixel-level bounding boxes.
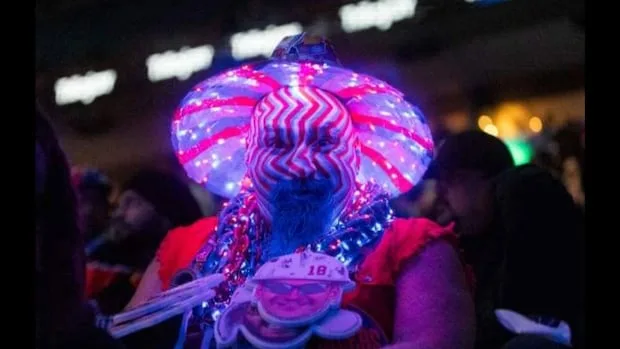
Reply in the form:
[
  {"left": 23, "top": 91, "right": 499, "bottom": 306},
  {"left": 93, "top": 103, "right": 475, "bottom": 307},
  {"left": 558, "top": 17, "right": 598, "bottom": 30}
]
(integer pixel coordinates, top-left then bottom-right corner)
[
  {"left": 249, "top": 276, "right": 356, "bottom": 292},
  {"left": 172, "top": 60, "right": 434, "bottom": 198}
]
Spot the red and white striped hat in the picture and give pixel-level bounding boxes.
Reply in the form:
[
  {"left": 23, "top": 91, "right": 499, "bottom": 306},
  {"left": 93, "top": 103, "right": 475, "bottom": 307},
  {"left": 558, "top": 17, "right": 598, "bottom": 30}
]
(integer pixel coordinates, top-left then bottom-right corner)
[{"left": 172, "top": 33, "right": 434, "bottom": 198}]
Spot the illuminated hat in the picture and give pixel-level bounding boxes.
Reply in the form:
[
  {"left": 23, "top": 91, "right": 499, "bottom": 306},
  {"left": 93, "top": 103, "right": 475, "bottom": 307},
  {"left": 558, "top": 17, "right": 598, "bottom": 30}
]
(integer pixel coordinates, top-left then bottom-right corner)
[{"left": 172, "top": 33, "right": 434, "bottom": 198}]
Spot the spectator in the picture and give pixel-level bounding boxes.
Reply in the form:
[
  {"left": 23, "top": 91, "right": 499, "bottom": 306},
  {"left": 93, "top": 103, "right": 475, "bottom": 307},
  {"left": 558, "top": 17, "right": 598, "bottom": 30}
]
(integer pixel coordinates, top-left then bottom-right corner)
[
  {"left": 86, "top": 169, "right": 203, "bottom": 314},
  {"left": 429, "top": 130, "right": 584, "bottom": 349}
]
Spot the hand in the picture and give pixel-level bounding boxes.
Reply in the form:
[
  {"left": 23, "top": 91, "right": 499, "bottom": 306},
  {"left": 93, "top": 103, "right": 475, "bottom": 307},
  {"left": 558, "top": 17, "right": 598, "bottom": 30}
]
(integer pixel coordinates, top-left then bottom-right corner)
[{"left": 105, "top": 273, "right": 225, "bottom": 338}]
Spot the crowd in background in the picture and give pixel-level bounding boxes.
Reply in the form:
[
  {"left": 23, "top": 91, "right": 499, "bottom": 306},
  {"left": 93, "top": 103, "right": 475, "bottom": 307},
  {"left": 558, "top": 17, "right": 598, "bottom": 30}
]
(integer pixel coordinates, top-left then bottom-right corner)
[
  {"left": 392, "top": 121, "right": 585, "bottom": 219},
  {"left": 36, "top": 99, "right": 584, "bottom": 349}
]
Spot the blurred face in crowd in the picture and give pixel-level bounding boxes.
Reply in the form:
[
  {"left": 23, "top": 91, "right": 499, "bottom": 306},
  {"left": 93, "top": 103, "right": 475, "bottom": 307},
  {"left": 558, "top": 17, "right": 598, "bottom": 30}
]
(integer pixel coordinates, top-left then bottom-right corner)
[
  {"left": 438, "top": 170, "right": 494, "bottom": 236},
  {"left": 76, "top": 187, "right": 110, "bottom": 239},
  {"left": 108, "top": 190, "right": 163, "bottom": 241},
  {"left": 245, "top": 87, "right": 359, "bottom": 253}
]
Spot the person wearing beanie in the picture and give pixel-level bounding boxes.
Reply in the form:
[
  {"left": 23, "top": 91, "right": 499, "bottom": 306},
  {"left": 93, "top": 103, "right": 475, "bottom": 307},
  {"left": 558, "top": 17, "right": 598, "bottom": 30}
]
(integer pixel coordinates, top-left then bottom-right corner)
[
  {"left": 428, "top": 130, "right": 584, "bottom": 349},
  {"left": 86, "top": 169, "right": 203, "bottom": 315}
]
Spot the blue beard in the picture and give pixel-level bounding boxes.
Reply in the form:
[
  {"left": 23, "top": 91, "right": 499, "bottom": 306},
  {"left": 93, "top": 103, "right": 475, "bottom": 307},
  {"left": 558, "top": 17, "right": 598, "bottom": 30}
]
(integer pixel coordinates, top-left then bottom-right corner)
[{"left": 265, "top": 179, "right": 336, "bottom": 259}]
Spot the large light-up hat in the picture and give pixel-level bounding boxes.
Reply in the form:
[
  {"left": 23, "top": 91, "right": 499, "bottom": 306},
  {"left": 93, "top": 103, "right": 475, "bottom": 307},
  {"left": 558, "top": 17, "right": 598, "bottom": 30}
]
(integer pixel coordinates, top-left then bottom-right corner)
[{"left": 172, "top": 33, "right": 434, "bottom": 198}]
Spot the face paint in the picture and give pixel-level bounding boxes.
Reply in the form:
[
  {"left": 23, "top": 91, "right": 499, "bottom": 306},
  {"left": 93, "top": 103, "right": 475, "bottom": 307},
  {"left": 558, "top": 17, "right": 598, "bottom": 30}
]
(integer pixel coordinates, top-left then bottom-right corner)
[{"left": 246, "top": 86, "right": 359, "bottom": 221}]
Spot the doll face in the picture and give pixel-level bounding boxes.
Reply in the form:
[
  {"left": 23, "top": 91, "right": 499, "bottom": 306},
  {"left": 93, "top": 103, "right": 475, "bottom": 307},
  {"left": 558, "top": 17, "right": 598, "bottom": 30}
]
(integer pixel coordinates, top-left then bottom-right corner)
[{"left": 255, "top": 279, "right": 340, "bottom": 321}]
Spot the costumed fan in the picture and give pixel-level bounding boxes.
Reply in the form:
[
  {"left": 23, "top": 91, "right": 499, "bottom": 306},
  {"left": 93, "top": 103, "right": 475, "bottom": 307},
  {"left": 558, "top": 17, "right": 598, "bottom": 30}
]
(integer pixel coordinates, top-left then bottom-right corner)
[{"left": 105, "top": 33, "right": 475, "bottom": 349}]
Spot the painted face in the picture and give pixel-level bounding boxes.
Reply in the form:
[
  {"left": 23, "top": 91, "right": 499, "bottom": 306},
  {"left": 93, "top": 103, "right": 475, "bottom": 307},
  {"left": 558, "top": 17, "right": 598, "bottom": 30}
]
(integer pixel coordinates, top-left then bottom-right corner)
[{"left": 246, "top": 86, "right": 359, "bottom": 220}]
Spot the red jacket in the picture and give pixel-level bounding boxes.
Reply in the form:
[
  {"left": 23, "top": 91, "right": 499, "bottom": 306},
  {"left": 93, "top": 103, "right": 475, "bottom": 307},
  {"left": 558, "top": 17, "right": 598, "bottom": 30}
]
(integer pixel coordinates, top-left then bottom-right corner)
[{"left": 156, "top": 216, "right": 471, "bottom": 348}]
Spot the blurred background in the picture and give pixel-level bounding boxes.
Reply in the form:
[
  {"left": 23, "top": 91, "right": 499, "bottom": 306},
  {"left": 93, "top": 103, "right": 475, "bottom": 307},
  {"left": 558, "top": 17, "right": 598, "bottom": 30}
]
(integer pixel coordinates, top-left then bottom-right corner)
[{"left": 36, "top": 0, "right": 585, "bottom": 209}]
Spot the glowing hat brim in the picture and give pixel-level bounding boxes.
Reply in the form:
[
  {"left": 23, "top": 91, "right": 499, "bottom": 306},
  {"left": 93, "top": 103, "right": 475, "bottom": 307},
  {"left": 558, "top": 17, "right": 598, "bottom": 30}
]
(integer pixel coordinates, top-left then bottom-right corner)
[{"left": 172, "top": 60, "right": 434, "bottom": 198}]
